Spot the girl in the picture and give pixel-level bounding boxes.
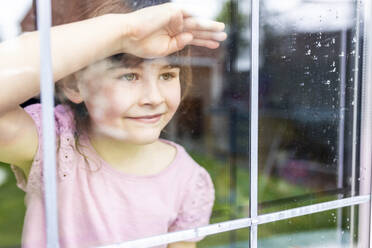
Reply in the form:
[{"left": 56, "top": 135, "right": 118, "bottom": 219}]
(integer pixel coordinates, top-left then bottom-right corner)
[{"left": 0, "top": 0, "right": 226, "bottom": 247}]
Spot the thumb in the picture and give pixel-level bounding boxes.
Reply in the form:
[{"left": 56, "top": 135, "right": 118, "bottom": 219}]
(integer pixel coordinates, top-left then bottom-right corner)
[{"left": 168, "top": 33, "right": 193, "bottom": 54}]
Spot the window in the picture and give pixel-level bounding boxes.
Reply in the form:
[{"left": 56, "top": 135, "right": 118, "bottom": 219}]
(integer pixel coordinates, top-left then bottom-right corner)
[{"left": 0, "top": 0, "right": 371, "bottom": 247}]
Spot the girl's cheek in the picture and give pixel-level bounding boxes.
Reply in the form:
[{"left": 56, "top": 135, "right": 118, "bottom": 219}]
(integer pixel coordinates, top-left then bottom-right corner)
[
  {"left": 111, "top": 87, "right": 138, "bottom": 112},
  {"left": 163, "top": 82, "right": 181, "bottom": 109}
]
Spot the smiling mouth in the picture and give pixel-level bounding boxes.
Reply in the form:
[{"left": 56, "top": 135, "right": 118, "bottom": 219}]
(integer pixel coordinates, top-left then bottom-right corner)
[{"left": 126, "top": 114, "right": 163, "bottom": 124}]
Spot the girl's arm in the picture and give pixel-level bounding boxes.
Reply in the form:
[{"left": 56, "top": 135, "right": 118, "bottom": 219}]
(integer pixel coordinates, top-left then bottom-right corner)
[
  {"left": 0, "top": 14, "right": 123, "bottom": 115},
  {"left": 0, "top": 3, "right": 225, "bottom": 174}
]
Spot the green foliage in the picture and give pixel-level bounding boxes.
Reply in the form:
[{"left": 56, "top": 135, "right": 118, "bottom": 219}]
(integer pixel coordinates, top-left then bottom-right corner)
[
  {"left": 215, "top": 1, "right": 250, "bottom": 48},
  {"left": 190, "top": 152, "right": 342, "bottom": 242},
  {"left": 0, "top": 162, "right": 25, "bottom": 247}
]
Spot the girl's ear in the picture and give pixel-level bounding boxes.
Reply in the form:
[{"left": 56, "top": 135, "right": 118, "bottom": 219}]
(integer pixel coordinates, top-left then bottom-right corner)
[{"left": 59, "top": 75, "right": 84, "bottom": 104}]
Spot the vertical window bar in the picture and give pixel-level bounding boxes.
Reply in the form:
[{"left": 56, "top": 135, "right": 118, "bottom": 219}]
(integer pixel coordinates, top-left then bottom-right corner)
[
  {"left": 336, "top": 27, "right": 347, "bottom": 245},
  {"left": 350, "top": 0, "right": 362, "bottom": 246},
  {"left": 36, "top": 0, "right": 59, "bottom": 247},
  {"left": 250, "top": 0, "right": 260, "bottom": 247}
]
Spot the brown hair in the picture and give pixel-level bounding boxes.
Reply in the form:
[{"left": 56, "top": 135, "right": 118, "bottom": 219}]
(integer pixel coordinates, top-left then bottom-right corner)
[{"left": 24, "top": 0, "right": 192, "bottom": 136}]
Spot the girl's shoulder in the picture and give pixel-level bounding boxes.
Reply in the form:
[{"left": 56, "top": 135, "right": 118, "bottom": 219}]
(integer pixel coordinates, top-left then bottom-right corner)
[
  {"left": 161, "top": 139, "right": 203, "bottom": 172},
  {"left": 161, "top": 139, "right": 213, "bottom": 187},
  {"left": 24, "top": 103, "right": 76, "bottom": 134}
]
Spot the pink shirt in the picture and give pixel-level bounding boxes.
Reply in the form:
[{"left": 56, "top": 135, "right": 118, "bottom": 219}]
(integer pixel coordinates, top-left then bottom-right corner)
[{"left": 11, "top": 104, "right": 215, "bottom": 248}]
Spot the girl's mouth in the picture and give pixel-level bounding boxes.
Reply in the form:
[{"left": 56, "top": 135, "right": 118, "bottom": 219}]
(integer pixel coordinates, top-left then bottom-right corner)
[{"left": 126, "top": 114, "right": 162, "bottom": 124}]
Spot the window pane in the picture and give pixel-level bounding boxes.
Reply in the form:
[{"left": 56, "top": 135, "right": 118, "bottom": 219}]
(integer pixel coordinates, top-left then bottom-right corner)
[
  {"left": 9, "top": 0, "right": 248, "bottom": 247},
  {"left": 259, "top": 204, "right": 364, "bottom": 248},
  {"left": 258, "top": 0, "right": 363, "bottom": 213},
  {"left": 164, "top": 0, "right": 252, "bottom": 223}
]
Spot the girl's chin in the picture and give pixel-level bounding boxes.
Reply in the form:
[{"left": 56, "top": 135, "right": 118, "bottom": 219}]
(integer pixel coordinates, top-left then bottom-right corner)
[{"left": 94, "top": 125, "right": 161, "bottom": 144}]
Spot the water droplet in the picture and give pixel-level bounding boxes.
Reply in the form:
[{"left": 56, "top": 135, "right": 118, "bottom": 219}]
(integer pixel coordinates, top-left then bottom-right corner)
[
  {"left": 339, "top": 52, "right": 345, "bottom": 57},
  {"left": 306, "top": 49, "right": 311, "bottom": 55},
  {"left": 312, "top": 55, "right": 318, "bottom": 60},
  {"left": 325, "top": 80, "right": 331, "bottom": 85},
  {"left": 281, "top": 55, "right": 286, "bottom": 59},
  {"left": 332, "top": 38, "right": 336, "bottom": 44},
  {"left": 300, "top": 82, "right": 305, "bottom": 86},
  {"left": 316, "top": 41, "right": 322, "bottom": 48}
]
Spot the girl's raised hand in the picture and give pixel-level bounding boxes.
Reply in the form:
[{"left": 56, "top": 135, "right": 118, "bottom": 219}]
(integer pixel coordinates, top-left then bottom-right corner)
[{"left": 118, "top": 3, "right": 227, "bottom": 58}]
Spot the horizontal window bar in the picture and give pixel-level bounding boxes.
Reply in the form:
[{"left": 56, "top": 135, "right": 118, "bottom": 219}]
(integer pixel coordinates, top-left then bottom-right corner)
[
  {"left": 258, "top": 195, "right": 369, "bottom": 225},
  {"left": 96, "top": 195, "right": 370, "bottom": 248}
]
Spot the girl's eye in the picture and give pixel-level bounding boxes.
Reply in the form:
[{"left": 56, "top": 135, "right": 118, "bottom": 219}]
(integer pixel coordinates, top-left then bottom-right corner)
[
  {"left": 120, "top": 73, "right": 138, "bottom": 81},
  {"left": 160, "top": 72, "right": 175, "bottom": 81}
]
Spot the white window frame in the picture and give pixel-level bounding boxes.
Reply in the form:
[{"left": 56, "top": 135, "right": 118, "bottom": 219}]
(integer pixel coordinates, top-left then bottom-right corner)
[{"left": 36, "top": 0, "right": 372, "bottom": 247}]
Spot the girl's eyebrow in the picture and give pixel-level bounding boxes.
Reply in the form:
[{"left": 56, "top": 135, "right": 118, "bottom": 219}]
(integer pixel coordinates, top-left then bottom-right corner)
[{"left": 161, "top": 64, "right": 180, "bottom": 69}]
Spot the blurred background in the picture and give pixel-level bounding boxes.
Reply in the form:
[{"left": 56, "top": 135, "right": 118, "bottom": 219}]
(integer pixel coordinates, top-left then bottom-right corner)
[{"left": 0, "top": 0, "right": 366, "bottom": 247}]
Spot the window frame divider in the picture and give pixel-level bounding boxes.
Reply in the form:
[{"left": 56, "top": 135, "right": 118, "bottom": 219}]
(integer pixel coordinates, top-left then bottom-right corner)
[{"left": 37, "top": 0, "right": 59, "bottom": 247}]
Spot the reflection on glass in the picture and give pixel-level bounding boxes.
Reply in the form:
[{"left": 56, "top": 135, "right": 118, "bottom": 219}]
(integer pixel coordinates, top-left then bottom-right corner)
[
  {"left": 258, "top": 0, "right": 362, "bottom": 213},
  {"left": 259, "top": 205, "right": 361, "bottom": 248}
]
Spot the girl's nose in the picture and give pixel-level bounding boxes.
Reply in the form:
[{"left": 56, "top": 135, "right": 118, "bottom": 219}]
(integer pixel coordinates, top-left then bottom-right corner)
[{"left": 139, "top": 79, "right": 164, "bottom": 106}]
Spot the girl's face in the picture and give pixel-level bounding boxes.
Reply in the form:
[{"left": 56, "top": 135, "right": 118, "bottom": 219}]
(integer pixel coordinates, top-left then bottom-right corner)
[{"left": 76, "top": 57, "right": 181, "bottom": 144}]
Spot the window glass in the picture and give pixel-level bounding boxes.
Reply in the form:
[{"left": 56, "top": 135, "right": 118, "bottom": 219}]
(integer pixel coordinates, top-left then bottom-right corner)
[
  {"left": 258, "top": 205, "right": 363, "bottom": 248},
  {"left": 258, "top": 0, "right": 363, "bottom": 213},
  {"left": 0, "top": 0, "right": 369, "bottom": 247}
]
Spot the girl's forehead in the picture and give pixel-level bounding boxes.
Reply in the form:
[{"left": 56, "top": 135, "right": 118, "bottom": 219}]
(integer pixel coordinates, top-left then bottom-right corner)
[
  {"left": 109, "top": 54, "right": 179, "bottom": 69},
  {"left": 140, "top": 58, "right": 173, "bottom": 68}
]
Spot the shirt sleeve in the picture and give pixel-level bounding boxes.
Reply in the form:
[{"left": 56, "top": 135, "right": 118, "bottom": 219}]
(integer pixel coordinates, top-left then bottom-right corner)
[
  {"left": 168, "top": 166, "right": 215, "bottom": 242},
  {"left": 10, "top": 104, "right": 76, "bottom": 195}
]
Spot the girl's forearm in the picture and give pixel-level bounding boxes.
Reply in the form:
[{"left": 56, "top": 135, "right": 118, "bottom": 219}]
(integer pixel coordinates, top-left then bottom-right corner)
[{"left": 0, "top": 14, "right": 124, "bottom": 115}]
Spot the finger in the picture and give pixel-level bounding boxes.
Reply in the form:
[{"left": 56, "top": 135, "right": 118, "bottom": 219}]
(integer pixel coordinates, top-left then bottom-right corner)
[
  {"left": 184, "top": 17, "right": 225, "bottom": 32},
  {"left": 189, "top": 39, "right": 221, "bottom": 49},
  {"left": 191, "top": 31, "right": 227, "bottom": 42},
  {"left": 166, "top": 33, "right": 194, "bottom": 54}
]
